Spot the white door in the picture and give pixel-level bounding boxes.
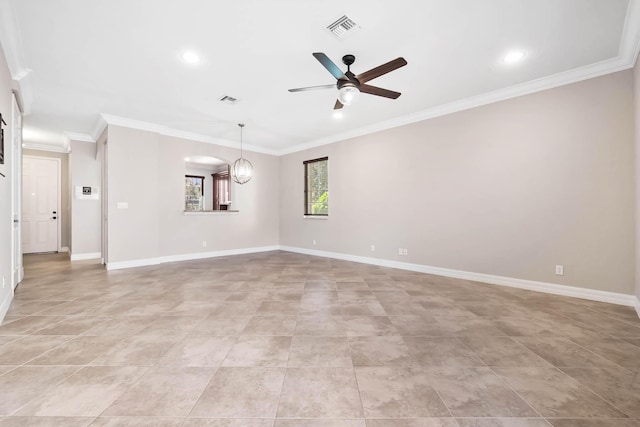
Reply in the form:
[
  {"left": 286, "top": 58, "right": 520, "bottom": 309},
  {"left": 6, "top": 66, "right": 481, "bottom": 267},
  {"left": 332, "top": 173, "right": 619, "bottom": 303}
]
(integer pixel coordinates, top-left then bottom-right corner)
[
  {"left": 22, "top": 156, "right": 60, "bottom": 253},
  {"left": 11, "top": 93, "right": 23, "bottom": 286}
]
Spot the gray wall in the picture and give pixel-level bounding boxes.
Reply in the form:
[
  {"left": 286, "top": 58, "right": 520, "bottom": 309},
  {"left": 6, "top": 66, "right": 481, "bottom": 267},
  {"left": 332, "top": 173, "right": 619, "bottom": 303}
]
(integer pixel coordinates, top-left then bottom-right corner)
[
  {"left": 70, "top": 140, "right": 101, "bottom": 256},
  {"left": 107, "top": 125, "right": 279, "bottom": 263},
  {"left": 280, "top": 70, "right": 635, "bottom": 295}
]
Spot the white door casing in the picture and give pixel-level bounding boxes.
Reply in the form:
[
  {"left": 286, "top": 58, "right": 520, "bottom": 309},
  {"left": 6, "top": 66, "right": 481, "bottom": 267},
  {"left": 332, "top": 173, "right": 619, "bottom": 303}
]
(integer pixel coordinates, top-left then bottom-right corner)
[
  {"left": 11, "top": 93, "right": 23, "bottom": 286},
  {"left": 22, "top": 156, "right": 61, "bottom": 254}
]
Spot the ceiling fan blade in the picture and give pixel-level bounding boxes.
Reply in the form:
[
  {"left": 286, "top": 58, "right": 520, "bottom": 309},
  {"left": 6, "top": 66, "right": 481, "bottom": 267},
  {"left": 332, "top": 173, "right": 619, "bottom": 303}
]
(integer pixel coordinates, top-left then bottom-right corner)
[
  {"left": 356, "top": 57, "right": 407, "bottom": 84},
  {"left": 313, "top": 52, "right": 346, "bottom": 80},
  {"left": 334, "top": 99, "right": 344, "bottom": 110},
  {"left": 359, "top": 84, "right": 402, "bottom": 99},
  {"left": 288, "top": 84, "right": 335, "bottom": 92}
]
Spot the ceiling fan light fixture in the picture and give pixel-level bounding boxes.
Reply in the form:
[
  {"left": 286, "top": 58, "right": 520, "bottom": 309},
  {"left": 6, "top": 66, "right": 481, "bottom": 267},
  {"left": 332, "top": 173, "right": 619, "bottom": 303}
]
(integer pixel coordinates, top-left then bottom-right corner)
[{"left": 338, "top": 84, "right": 359, "bottom": 105}]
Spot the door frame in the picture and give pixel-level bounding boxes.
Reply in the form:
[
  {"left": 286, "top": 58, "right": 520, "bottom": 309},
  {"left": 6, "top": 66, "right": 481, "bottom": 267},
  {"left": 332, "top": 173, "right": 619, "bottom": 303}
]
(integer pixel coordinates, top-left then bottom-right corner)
[
  {"left": 101, "top": 137, "right": 108, "bottom": 265},
  {"left": 11, "top": 92, "right": 23, "bottom": 287},
  {"left": 22, "top": 155, "right": 62, "bottom": 253}
]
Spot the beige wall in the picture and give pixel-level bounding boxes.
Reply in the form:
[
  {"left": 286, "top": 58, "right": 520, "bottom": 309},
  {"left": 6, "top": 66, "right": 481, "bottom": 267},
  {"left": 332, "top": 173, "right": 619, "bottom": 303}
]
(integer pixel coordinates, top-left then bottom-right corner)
[
  {"left": 107, "top": 125, "right": 279, "bottom": 264},
  {"left": 23, "top": 149, "right": 70, "bottom": 250},
  {"left": 0, "top": 42, "right": 14, "bottom": 319},
  {"left": 70, "top": 140, "right": 101, "bottom": 256},
  {"left": 280, "top": 70, "right": 635, "bottom": 294}
]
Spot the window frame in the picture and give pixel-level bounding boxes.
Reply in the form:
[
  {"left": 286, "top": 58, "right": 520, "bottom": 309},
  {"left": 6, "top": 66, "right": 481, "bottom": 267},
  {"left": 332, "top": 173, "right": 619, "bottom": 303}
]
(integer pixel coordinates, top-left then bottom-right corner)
[
  {"left": 303, "top": 156, "right": 329, "bottom": 217},
  {"left": 184, "top": 174, "right": 205, "bottom": 211}
]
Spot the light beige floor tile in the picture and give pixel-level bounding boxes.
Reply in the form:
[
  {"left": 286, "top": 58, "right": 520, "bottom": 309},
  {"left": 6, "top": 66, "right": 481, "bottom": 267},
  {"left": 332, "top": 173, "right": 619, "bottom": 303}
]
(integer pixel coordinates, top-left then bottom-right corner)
[
  {"left": 15, "top": 366, "right": 148, "bottom": 416},
  {"left": 182, "top": 420, "right": 275, "bottom": 427},
  {"left": 190, "top": 367, "right": 285, "bottom": 417},
  {"left": 569, "top": 337, "right": 640, "bottom": 368},
  {"left": 158, "top": 335, "right": 236, "bottom": 367},
  {"left": 460, "top": 336, "right": 552, "bottom": 367},
  {"left": 295, "top": 317, "right": 346, "bottom": 336},
  {"left": 427, "top": 366, "right": 537, "bottom": 417},
  {"left": 277, "top": 367, "right": 363, "bottom": 418},
  {"left": 388, "top": 315, "right": 451, "bottom": 336},
  {"left": 192, "top": 315, "right": 252, "bottom": 336},
  {"left": 355, "top": 367, "right": 450, "bottom": 418},
  {"left": 91, "top": 335, "right": 180, "bottom": 366},
  {"left": 547, "top": 419, "right": 640, "bottom": 426},
  {"left": 27, "top": 336, "right": 123, "bottom": 365},
  {"left": 83, "top": 316, "right": 158, "bottom": 337},
  {"left": 242, "top": 316, "right": 297, "bottom": 336},
  {"left": 0, "top": 417, "right": 94, "bottom": 426},
  {"left": 365, "top": 420, "right": 459, "bottom": 427},
  {"left": 349, "top": 336, "right": 414, "bottom": 366},
  {"left": 0, "top": 335, "right": 72, "bottom": 365},
  {"left": 560, "top": 365, "right": 640, "bottom": 418},
  {"left": 455, "top": 419, "right": 551, "bottom": 427},
  {"left": 343, "top": 316, "right": 398, "bottom": 336},
  {"left": 404, "top": 337, "right": 485, "bottom": 366},
  {"left": 514, "top": 337, "right": 619, "bottom": 368},
  {"left": 136, "top": 315, "right": 204, "bottom": 336},
  {"left": 0, "top": 366, "right": 80, "bottom": 415},
  {"left": 495, "top": 366, "right": 626, "bottom": 418},
  {"left": 102, "top": 366, "right": 215, "bottom": 416},
  {"left": 0, "top": 316, "right": 66, "bottom": 335},
  {"left": 222, "top": 336, "right": 291, "bottom": 367},
  {"left": 275, "top": 420, "right": 365, "bottom": 427},
  {"left": 288, "top": 336, "right": 352, "bottom": 367},
  {"left": 89, "top": 417, "right": 184, "bottom": 426}
]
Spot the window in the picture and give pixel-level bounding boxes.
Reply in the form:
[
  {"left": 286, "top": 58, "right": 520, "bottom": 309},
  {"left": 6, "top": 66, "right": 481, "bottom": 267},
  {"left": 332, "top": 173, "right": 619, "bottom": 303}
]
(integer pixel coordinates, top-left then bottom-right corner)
[
  {"left": 185, "top": 175, "right": 204, "bottom": 211},
  {"left": 304, "top": 157, "right": 328, "bottom": 216}
]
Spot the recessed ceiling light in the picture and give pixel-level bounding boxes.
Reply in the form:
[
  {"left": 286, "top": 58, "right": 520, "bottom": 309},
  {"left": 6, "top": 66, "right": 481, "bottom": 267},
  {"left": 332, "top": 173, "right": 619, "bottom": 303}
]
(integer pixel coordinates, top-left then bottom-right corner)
[
  {"left": 182, "top": 51, "right": 200, "bottom": 65},
  {"left": 503, "top": 50, "right": 526, "bottom": 64},
  {"left": 333, "top": 111, "right": 344, "bottom": 119},
  {"left": 184, "top": 157, "right": 190, "bottom": 161}
]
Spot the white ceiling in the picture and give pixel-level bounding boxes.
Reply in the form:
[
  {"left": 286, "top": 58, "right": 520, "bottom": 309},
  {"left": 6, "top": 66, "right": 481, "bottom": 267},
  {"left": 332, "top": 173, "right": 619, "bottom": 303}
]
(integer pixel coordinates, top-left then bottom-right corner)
[{"left": 2, "top": 0, "right": 639, "bottom": 154}]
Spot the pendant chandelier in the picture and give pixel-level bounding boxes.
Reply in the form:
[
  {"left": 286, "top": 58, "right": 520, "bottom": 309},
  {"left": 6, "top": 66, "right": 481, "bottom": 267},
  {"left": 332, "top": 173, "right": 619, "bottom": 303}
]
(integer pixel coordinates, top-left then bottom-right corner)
[{"left": 231, "top": 123, "right": 253, "bottom": 185}]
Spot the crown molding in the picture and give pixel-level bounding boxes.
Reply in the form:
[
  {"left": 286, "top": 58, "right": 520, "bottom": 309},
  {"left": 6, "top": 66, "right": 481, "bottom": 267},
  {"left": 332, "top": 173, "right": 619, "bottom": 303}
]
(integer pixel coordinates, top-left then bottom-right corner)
[
  {"left": 100, "top": 114, "right": 279, "bottom": 156},
  {"left": 64, "top": 131, "right": 96, "bottom": 143},
  {"left": 22, "top": 141, "right": 69, "bottom": 154},
  {"left": 0, "top": 0, "right": 33, "bottom": 114},
  {"left": 620, "top": 0, "right": 640, "bottom": 63}
]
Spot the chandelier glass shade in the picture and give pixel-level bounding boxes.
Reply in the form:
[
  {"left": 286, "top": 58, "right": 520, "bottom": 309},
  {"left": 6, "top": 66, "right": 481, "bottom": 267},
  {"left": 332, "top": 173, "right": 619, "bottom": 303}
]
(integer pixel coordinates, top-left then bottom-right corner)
[{"left": 231, "top": 123, "right": 253, "bottom": 185}]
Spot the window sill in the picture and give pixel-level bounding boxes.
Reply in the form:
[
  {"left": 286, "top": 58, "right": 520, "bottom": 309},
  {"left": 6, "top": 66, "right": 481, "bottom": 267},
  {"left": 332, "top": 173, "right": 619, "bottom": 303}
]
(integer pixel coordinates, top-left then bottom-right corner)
[
  {"left": 183, "top": 210, "right": 239, "bottom": 215},
  {"left": 303, "top": 215, "right": 328, "bottom": 220}
]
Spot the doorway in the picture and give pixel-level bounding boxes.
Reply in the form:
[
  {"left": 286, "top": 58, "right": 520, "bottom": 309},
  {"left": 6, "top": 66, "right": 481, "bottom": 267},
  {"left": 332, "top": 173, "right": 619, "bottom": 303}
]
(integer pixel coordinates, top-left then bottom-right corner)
[
  {"left": 11, "top": 93, "right": 23, "bottom": 287},
  {"left": 22, "top": 155, "right": 61, "bottom": 254}
]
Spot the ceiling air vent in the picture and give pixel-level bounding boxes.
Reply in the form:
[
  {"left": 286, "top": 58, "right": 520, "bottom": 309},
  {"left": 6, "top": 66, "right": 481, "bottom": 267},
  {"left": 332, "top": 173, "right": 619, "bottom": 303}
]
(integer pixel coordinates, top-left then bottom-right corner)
[
  {"left": 218, "top": 95, "right": 239, "bottom": 104},
  {"left": 327, "top": 15, "right": 360, "bottom": 40}
]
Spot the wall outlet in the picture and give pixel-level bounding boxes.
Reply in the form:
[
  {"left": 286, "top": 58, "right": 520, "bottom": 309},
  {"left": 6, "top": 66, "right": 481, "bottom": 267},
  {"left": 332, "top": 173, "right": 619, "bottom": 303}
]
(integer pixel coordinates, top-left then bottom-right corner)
[
  {"left": 402, "top": 248, "right": 408, "bottom": 256},
  {"left": 202, "top": 241, "right": 207, "bottom": 248},
  {"left": 398, "top": 248, "right": 403, "bottom": 255},
  {"left": 312, "top": 239, "right": 316, "bottom": 245},
  {"left": 370, "top": 245, "right": 375, "bottom": 252},
  {"left": 555, "top": 265, "right": 564, "bottom": 276}
]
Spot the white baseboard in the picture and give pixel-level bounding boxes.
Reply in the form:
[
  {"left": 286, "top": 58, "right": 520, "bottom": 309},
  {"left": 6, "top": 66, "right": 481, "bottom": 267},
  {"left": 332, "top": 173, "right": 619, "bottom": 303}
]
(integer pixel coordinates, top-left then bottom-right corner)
[
  {"left": 279, "top": 246, "right": 637, "bottom": 308},
  {"left": 0, "top": 294, "right": 13, "bottom": 324},
  {"left": 59, "top": 247, "right": 69, "bottom": 253},
  {"left": 105, "top": 245, "right": 280, "bottom": 271},
  {"left": 70, "top": 252, "right": 102, "bottom": 261}
]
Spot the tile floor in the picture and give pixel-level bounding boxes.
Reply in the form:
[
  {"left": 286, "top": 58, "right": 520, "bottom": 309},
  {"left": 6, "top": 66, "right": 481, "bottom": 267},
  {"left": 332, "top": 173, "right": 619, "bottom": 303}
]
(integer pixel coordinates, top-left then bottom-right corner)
[{"left": 0, "top": 251, "right": 639, "bottom": 426}]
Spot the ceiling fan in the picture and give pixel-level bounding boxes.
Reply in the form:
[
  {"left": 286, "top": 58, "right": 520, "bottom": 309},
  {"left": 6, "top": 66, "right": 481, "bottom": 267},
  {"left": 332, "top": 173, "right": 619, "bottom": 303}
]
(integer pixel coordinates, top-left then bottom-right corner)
[{"left": 289, "top": 52, "right": 408, "bottom": 110}]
